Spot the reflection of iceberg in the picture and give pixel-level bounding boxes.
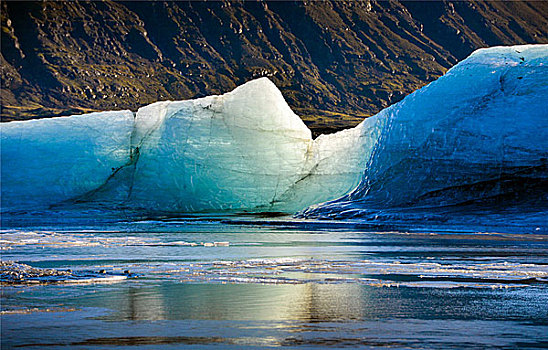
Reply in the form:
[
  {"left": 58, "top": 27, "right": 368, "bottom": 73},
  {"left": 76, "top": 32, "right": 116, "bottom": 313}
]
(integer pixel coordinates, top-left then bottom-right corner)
[
  {"left": 1, "top": 45, "right": 547, "bottom": 217},
  {"left": 101, "top": 283, "right": 366, "bottom": 322}
]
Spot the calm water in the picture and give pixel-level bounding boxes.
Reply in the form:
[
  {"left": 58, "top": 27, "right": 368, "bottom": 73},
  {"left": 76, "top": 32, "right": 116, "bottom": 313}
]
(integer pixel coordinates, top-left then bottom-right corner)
[{"left": 1, "top": 215, "right": 547, "bottom": 349}]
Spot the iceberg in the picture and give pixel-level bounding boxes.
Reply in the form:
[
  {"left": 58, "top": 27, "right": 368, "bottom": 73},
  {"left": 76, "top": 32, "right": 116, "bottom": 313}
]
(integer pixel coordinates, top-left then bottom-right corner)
[
  {"left": 301, "top": 45, "right": 548, "bottom": 219},
  {"left": 112, "top": 78, "right": 365, "bottom": 212},
  {"left": 1, "top": 111, "right": 134, "bottom": 211},
  {"left": 1, "top": 45, "right": 547, "bottom": 220},
  {"left": 1, "top": 78, "right": 363, "bottom": 213}
]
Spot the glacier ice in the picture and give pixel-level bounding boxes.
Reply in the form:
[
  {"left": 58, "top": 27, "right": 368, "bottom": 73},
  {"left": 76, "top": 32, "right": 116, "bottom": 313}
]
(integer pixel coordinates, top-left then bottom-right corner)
[
  {"left": 1, "top": 45, "right": 547, "bottom": 219},
  {"left": 1, "top": 78, "right": 364, "bottom": 213},
  {"left": 301, "top": 45, "right": 548, "bottom": 219},
  {"left": 1, "top": 111, "right": 134, "bottom": 211},
  {"left": 119, "top": 78, "right": 365, "bottom": 212}
]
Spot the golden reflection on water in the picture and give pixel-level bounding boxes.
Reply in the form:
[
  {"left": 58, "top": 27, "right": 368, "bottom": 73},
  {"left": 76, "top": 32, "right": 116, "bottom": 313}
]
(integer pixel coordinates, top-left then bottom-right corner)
[{"left": 108, "top": 282, "right": 371, "bottom": 322}]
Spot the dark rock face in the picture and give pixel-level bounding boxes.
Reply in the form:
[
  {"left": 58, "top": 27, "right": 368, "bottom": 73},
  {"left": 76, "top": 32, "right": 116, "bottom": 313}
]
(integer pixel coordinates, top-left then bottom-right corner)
[{"left": 2, "top": 0, "right": 547, "bottom": 133}]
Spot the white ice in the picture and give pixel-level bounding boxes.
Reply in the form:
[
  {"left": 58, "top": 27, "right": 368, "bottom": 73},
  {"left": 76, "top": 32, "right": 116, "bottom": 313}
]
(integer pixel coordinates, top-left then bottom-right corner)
[
  {"left": 303, "top": 44, "right": 548, "bottom": 217},
  {"left": 125, "top": 78, "right": 365, "bottom": 212}
]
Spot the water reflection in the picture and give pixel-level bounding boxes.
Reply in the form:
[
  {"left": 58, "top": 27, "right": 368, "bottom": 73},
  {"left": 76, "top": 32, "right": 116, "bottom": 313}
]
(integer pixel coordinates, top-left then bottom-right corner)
[
  {"left": 90, "top": 281, "right": 547, "bottom": 324},
  {"left": 3, "top": 220, "right": 548, "bottom": 349},
  {"left": 104, "top": 283, "right": 369, "bottom": 322},
  {"left": 125, "top": 287, "right": 167, "bottom": 321}
]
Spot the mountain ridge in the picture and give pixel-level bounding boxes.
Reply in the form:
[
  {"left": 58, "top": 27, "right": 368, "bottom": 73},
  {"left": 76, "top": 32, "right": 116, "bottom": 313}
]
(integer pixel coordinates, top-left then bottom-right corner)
[{"left": 2, "top": 0, "right": 547, "bottom": 134}]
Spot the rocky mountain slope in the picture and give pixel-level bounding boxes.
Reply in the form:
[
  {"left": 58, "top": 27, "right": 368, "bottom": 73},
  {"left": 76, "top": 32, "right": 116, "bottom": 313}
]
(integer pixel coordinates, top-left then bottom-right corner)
[{"left": 2, "top": 0, "right": 547, "bottom": 134}]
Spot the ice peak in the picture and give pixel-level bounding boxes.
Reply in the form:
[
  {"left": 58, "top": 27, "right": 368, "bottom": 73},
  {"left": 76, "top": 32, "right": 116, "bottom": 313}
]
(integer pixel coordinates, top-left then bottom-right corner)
[{"left": 232, "top": 76, "right": 278, "bottom": 92}]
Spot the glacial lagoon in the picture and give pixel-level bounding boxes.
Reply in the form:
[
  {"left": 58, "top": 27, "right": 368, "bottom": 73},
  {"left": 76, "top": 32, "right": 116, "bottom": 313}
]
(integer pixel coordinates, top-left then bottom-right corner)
[
  {"left": 2, "top": 45, "right": 548, "bottom": 348},
  {"left": 2, "top": 215, "right": 548, "bottom": 349}
]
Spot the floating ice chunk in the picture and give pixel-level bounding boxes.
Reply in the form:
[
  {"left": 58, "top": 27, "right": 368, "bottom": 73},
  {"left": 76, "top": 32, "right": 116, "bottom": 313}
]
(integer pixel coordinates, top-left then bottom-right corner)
[
  {"left": 1, "top": 78, "right": 363, "bottom": 213},
  {"left": 125, "top": 78, "right": 313, "bottom": 211},
  {"left": 3, "top": 45, "right": 545, "bottom": 217},
  {"left": 1, "top": 111, "right": 134, "bottom": 210},
  {"left": 125, "top": 78, "right": 366, "bottom": 212},
  {"left": 302, "top": 44, "right": 548, "bottom": 218}
]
